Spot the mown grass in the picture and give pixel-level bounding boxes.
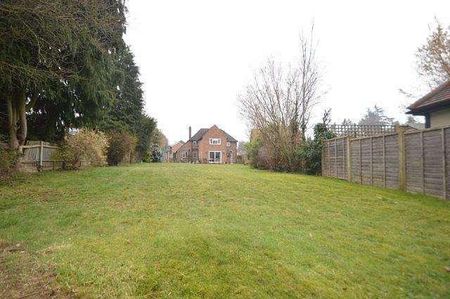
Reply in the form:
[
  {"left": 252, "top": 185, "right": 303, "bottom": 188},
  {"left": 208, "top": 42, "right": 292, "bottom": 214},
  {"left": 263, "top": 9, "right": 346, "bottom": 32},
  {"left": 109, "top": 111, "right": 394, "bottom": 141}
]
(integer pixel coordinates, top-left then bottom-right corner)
[{"left": 0, "top": 164, "right": 449, "bottom": 297}]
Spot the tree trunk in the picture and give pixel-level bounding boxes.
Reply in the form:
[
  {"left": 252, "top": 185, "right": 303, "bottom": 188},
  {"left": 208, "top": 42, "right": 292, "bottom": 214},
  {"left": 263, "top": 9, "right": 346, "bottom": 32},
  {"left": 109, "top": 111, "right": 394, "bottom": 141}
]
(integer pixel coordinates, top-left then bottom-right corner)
[
  {"left": 17, "top": 90, "right": 27, "bottom": 146},
  {"left": 6, "top": 95, "right": 19, "bottom": 150}
]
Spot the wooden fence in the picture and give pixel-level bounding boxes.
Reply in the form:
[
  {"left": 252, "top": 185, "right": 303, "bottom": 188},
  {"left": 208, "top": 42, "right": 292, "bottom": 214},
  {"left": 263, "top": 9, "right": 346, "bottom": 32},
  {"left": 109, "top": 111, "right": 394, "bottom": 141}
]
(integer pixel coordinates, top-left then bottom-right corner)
[
  {"left": 18, "top": 141, "right": 62, "bottom": 171},
  {"left": 322, "top": 125, "right": 450, "bottom": 200}
]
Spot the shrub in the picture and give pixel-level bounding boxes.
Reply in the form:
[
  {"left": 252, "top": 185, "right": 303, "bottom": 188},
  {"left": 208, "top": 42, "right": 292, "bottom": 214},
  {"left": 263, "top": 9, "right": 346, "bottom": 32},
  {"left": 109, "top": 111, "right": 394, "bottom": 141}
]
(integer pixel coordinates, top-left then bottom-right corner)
[
  {"left": 245, "top": 139, "right": 262, "bottom": 168},
  {"left": 297, "top": 138, "right": 321, "bottom": 174},
  {"left": 53, "top": 129, "right": 108, "bottom": 169},
  {"left": 0, "top": 146, "right": 19, "bottom": 180},
  {"left": 150, "top": 144, "right": 163, "bottom": 162},
  {"left": 246, "top": 123, "right": 334, "bottom": 174},
  {"left": 107, "top": 131, "right": 138, "bottom": 166},
  {"left": 297, "top": 123, "right": 335, "bottom": 175}
]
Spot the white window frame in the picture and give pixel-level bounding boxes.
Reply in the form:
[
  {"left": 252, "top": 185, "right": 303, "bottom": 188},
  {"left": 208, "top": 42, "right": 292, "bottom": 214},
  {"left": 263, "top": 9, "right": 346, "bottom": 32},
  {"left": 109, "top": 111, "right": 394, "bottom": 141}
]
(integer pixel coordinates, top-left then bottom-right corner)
[
  {"left": 226, "top": 142, "right": 231, "bottom": 147},
  {"left": 208, "top": 151, "right": 222, "bottom": 163},
  {"left": 193, "top": 141, "right": 197, "bottom": 145},
  {"left": 209, "top": 138, "right": 221, "bottom": 145}
]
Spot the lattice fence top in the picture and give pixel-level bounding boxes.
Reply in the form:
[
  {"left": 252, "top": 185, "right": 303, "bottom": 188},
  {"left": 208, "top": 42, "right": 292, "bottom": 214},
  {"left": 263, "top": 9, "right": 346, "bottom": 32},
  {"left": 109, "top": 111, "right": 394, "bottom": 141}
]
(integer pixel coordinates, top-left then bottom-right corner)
[{"left": 328, "top": 124, "right": 396, "bottom": 137}]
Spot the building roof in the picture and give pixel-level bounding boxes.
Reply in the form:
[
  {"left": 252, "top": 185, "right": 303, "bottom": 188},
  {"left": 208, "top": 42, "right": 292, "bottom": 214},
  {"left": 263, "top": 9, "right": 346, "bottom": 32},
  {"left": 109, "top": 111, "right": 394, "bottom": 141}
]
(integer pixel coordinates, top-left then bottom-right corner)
[
  {"left": 221, "top": 130, "right": 238, "bottom": 142},
  {"left": 407, "top": 80, "right": 450, "bottom": 114},
  {"left": 189, "top": 126, "right": 238, "bottom": 143},
  {"left": 190, "top": 128, "right": 209, "bottom": 141},
  {"left": 171, "top": 141, "right": 184, "bottom": 153}
]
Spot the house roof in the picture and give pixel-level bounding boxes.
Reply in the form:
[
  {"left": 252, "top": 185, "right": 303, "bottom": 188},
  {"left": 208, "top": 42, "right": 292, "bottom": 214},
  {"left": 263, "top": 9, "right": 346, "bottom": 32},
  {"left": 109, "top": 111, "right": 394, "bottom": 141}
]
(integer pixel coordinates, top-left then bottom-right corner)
[
  {"left": 407, "top": 80, "right": 450, "bottom": 114},
  {"left": 221, "top": 130, "right": 238, "bottom": 142},
  {"left": 171, "top": 141, "right": 184, "bottom": 153},
  {"left": 190, "top": 128, "right": 209, "bottom": 141},
  {"left": 189, "top": 126, "right": 238, "bottom": 143}
]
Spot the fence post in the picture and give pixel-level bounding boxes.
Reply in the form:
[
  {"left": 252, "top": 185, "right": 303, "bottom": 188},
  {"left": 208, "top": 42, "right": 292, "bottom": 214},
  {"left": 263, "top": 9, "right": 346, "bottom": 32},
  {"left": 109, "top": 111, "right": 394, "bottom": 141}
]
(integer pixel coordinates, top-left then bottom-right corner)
[
  {"left": 346, "top": 137, "right": 352, "bottom": 181},
  {"left": 334, "top": 140, "right": 338, "bottom": 177},
  {"left": 383, "top": 135, "right": 386, "bottom": 188},
  {"left": 370, "top": 137, "right": 373, "bottom": 185},
  {"left": 39, "top": 141, "right": 44, "bottom": 170},
  {"left": 420, "top": 131, "right": 425, "bottom": 194},
  {"left": 359, "top": 140, "right": 362, "bottom": 184},
  {"left": 442, "top": 128, "right": 447, "bottom": 199},
  {"left": 397, "top": 126, "right": 407, "bottom": 191}
]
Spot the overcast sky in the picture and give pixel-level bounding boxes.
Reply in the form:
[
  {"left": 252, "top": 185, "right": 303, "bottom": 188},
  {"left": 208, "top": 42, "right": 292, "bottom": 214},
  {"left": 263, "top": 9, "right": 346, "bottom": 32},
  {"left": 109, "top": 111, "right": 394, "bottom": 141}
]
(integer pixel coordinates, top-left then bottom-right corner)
[{"left": 124, "top": 0, "right": 450, "bottom": 144}]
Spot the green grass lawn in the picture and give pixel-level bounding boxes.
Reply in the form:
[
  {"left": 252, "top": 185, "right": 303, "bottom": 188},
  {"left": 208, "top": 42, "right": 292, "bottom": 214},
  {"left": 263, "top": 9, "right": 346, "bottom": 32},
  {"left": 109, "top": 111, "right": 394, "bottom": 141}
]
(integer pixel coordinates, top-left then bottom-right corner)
[{"left": 0, "top": 164, "right": 449, "bottom": 297}]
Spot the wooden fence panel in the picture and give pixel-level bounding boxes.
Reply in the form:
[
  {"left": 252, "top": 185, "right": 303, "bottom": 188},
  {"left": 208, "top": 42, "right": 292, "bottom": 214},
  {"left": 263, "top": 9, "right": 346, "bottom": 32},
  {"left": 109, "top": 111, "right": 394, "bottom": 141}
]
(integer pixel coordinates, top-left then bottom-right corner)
[
  {"left": 350, "top": 139, "right": 361, "bottom": 183},
  {"left": 329, "top": 140, "right": 336, "bottom": 178},
  {"left": 371, "top": 136, "right": 384, "bottom": 187},
  {"left": 322, "top": 125, "right": 450, "bottom": 200},
  {"left": 405, "top": 132, "right": 423, "bottom": 194},
  {"left": 336, "top": 138, "right": 347, "bottom": 179},
  {"left": 384, "top": 134, "right": 399, "bottom": 189},
  {"left": 361, "top": 138, "right": 372, "bottom": 185},
  {"left": 423, "top": 130, "right": 444, "bottom": 197}
]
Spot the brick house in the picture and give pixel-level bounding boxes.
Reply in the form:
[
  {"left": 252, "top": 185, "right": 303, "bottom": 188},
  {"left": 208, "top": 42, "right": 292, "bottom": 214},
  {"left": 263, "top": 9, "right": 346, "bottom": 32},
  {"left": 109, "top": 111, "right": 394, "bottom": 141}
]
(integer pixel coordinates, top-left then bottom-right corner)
[
  {"left": 167, "top": 141, "right": 184, "bottom": 162},
  {"left": 175, "top": 125, "right": 237, "bottom": 164}
]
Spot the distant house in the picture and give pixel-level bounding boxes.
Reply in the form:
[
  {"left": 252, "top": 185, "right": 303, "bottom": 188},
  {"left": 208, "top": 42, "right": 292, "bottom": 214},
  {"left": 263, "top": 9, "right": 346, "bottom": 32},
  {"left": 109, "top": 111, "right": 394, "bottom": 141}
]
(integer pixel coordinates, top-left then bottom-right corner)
[
  {"left": 407, "top": 80, "right": 450, "bottom": 128},
  {"left": 168, "top": 141, "right": 184, "bottom": 162},
  {"left": 175, "top": 125, "right": 237, "bottom": 164}
]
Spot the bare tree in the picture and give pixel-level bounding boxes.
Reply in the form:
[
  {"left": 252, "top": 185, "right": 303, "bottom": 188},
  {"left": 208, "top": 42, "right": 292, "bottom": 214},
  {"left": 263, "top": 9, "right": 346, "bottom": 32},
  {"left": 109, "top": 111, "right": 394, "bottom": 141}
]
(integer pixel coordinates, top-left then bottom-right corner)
[
  {"left": 416, "top": 20, "right": 450, "bottom": 87},
  {"left": 239, "top": 28, "right": 322, "bottom": 170}
]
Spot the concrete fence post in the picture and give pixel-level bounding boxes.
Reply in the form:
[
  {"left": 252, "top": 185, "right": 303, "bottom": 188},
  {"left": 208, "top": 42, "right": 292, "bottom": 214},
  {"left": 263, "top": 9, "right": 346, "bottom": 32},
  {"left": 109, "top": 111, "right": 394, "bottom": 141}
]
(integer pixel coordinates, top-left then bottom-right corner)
[{"left": 397, "top": 126, "right": 407, "bottom": 191}]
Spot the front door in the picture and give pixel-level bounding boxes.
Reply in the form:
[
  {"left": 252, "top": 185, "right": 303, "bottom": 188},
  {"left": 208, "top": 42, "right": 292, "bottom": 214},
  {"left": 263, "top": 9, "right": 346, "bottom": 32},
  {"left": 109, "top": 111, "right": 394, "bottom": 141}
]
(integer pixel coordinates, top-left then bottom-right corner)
[{"left": 208, "top": 151, "right": 221, "bottom": 163}]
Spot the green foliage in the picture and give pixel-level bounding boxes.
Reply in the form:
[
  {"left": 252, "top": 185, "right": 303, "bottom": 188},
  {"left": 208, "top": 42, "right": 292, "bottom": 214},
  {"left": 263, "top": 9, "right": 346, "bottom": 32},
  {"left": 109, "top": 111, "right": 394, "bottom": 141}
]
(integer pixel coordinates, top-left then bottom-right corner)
[
  {"left": 245, "top": 139, "right": 262, "bottom": 168},
  {"left": 134, "top": 115, "right": 157, "bottom": 161},
  {"left": 248, "top": 123, "right": 335, "bottom": 174},
  {"left": 0, "top": 164, "right": 448, "bottom": 297},
  {"left": 0, "top": 146, "right": 19, "bottom": 180},
  {"left": 53, "top": 129, "right": 108, "bottom": 169},
  {"left": 297, "top": 123, "right": 335, "bottom": 175},
  {"left": 150, "top": 144, "right": 163, "bottom": 162},
  {"left": 0, "top": 0, "right": 162, "bottom": 152},
  {"left": 107, "top": 131, "right": 138, "bottom": 166}
]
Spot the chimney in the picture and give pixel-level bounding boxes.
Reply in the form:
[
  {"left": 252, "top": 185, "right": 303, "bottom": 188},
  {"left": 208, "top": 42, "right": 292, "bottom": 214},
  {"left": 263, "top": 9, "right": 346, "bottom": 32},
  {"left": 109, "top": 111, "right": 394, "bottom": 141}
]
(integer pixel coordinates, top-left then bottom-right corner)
[{"left": 189, "top": 126, "right": 192, "bottom": 140}]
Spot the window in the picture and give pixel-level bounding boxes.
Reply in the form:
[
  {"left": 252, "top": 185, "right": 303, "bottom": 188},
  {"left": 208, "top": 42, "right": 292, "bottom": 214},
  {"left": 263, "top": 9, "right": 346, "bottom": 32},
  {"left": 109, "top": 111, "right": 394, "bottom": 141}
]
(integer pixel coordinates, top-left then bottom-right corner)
[
  {"left": 181, "top": 151, "right": 187, "bottom": 158},
  {"left": 193, "top": 152, "right": 197, "bottom": 159},
  {"left": 193, "top": 141, "right": 197, "bottom": 145},
  {"left": 208, "top": 151, "right": 221, "bottom": 163},
  {"left": 226, "top": 142, "right": 230, "bottom": 147},
  {"left": 209, "top": 138, "right": 221, "bottom": 145}
]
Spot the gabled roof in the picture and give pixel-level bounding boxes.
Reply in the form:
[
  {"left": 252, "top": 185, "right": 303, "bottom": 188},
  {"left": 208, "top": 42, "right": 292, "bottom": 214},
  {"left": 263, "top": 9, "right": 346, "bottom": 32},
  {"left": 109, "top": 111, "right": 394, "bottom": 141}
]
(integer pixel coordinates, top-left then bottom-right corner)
[
  {"left": 189, "top": 126, "right": 238, "bottom": 143},
  {"left": 221, "top": 130, "right": 238, "bottom": 142},
  {"left": 171, "top": 141, "right": 184, "bottom": 153},
  {"left": 190, "top": 128, "right": 209, "bottom": 141},
  {"left": 407, "top": 80, "right": 450, "bottom": 114}
]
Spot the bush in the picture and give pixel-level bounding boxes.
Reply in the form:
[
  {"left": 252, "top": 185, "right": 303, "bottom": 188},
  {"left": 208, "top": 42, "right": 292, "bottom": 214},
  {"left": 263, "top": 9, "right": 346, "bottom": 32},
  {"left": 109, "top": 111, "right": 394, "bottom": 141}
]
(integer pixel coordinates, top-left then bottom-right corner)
[
  {"left": 53, "top": 129, "right": 108, "bottom": 169},
  {"left": 246, "top": 123, "right": 334, "bottom": 174},
  {"left": 297, "top": 123, "right": 335, "bottom": 175},
  {"left": 150, "top": 144, "right": 163, "bottom": 162},
  {"left": 107, "top": 131, "right": 138, "bottom": 166},
  {"left": 0, "top": 146, "right": 19, "bottom": 180},
  {"left": 245, "top": 139, "right": 262, "bottom": 168},
  {"left": 297, "top": 139, "right": 321, "bottom": 174}
]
